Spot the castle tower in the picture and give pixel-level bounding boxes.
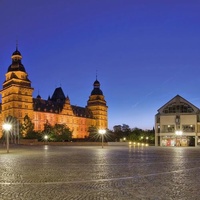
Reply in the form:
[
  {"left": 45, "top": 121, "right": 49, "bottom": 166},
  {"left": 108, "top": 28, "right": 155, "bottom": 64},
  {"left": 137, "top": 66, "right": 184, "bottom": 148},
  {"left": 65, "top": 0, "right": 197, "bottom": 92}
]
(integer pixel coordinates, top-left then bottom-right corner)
[
  {"left": 0, "top": 47, "right": 34, "bottom": 123},
  {"left": 87, "top": 79, "right": 108, "bottom": 129}
]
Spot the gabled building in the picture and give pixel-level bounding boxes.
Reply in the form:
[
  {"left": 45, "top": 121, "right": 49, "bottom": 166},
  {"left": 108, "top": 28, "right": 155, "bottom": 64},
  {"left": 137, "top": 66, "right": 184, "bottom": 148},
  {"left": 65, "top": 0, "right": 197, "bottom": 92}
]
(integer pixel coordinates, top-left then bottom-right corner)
[
  {"left": 0, "top": 48, "right": 108, "bottom": 138},
  {"left": 155, "top": 95, "right": 200, "bottom": 147}
]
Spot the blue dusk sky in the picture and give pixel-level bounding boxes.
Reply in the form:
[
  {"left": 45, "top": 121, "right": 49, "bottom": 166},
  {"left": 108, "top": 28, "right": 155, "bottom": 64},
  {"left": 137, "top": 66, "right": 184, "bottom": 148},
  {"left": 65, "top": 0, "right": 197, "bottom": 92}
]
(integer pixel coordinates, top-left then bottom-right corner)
[{"left": 0, "top": 0, "right": 200, "bottom": 130}]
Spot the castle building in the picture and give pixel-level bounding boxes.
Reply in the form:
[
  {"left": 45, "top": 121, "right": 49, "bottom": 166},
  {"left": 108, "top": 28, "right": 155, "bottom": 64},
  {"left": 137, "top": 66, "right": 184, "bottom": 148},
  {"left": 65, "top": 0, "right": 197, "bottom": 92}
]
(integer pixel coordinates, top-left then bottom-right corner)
[
  {"left": 155, "top": 95, "right": 200, "bottom": 147},
  {"left": 0, "top": 48, "right": 108, "bottom": 138}
]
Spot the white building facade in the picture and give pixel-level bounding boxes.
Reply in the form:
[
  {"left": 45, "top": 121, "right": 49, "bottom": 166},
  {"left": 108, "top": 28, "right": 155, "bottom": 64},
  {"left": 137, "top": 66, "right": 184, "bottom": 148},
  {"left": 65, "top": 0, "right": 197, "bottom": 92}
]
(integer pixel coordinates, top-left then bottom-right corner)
[{"left": 155, "top": 95, "right": 200, "bottom": 147}]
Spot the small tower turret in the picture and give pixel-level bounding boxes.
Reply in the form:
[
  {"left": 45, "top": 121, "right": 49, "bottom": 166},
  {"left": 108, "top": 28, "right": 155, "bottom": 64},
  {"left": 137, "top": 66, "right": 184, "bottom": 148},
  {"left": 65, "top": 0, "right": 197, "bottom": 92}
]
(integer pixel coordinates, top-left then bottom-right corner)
[{"left": 87, "top": 79, "right": 108, "bottom": 130}]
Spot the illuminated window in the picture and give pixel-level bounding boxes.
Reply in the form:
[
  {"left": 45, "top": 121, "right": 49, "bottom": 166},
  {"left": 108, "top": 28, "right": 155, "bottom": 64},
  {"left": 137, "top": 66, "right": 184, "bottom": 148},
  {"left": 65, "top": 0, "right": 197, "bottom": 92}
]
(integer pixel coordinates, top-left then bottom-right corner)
[
  {"left": 163, "top": 104, "right": 194, "bottom": 113},
  {"left": 182, "top": 125, "right": 195, "bottom": 132},
  {"left": 162, "top": 125, "right": 175, "bottom": 133}
]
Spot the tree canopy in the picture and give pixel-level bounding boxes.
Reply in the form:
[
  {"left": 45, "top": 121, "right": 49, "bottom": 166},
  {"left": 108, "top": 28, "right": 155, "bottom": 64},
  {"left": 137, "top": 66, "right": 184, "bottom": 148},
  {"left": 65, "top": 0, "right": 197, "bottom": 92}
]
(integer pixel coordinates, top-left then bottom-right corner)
[{"left": 42, "top": 122, "right": 72, "bottom": 142}]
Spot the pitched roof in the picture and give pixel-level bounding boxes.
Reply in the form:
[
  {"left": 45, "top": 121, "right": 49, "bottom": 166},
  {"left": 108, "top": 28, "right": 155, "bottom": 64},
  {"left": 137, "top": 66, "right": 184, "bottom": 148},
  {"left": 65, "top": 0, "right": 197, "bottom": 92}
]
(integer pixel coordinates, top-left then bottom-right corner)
[
  {"left": 51, "top": 87, "right": 66, "bottom": 102},
  {"left": 33, "top": 97, "right": 62, "bottom": 113},
  {"left": 157, "top": 95, "right": 199, "bottom": 114},
  {"left": 71, "top": 105, "right": 93, "bottom": 118},
  {"left": 33, "top": 90, "right": 94, "bottom": 118}
]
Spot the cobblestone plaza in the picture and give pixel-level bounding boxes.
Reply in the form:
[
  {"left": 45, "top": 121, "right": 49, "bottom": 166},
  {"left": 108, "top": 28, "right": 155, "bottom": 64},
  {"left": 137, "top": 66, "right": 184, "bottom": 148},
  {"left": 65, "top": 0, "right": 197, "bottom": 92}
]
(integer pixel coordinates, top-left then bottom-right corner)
[{"left": 0, "top": 145, "right": 200, "bottom": 200}]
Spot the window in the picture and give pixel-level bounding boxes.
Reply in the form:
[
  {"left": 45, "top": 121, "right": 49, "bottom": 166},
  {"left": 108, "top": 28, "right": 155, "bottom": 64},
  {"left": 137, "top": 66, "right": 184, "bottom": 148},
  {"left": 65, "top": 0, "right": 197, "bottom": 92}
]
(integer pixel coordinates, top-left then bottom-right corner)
[
  {"left": 182, "top": 125, "right": 195, "bottom": 132},
  {"left": 163, "top": 103, "right": 194, "bottom": 113},
  {"left": 162, "top": 125, "right": 175, "bottom": 133}
]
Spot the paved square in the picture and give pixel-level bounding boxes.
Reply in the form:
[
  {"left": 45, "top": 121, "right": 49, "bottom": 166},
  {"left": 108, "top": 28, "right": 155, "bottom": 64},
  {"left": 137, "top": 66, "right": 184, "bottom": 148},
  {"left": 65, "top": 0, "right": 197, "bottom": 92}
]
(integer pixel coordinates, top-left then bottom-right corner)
[{"left": 0, "top": 145, "right": 200, "bottom": 200}]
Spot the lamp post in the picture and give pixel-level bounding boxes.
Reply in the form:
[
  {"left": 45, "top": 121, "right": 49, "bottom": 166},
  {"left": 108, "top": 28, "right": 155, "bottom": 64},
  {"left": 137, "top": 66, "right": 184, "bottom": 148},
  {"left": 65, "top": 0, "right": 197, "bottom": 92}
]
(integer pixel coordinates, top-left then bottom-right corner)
[
  {"left": 99, "top": 129, "right": 106, "bottom": 148},
  {"left": 3, "top": 123, "right": 12, "bottom": 153}
]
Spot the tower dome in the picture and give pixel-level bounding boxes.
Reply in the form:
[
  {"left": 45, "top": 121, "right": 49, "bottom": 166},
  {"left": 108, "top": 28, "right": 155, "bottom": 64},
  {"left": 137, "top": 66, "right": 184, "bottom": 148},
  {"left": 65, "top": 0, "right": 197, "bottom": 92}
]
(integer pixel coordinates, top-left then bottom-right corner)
[
  {"left": 12, "top": 49, "right": 21, "bottom": 56},
  {"left": 93, "top": 80, "right": 100, "bottom": 87},
  {"left": 91, "top": 79, "right": 103, "bottom": 95},
  {"left": 7, "top": 47, "right": 26, "bottom": 72}
]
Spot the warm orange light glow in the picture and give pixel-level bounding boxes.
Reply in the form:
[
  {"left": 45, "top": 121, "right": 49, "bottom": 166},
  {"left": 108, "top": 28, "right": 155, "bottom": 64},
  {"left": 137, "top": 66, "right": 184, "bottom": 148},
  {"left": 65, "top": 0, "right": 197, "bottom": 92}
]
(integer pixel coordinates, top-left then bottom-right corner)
[{"left": 3, "top": 123, "right": 12, "bottom": 131}]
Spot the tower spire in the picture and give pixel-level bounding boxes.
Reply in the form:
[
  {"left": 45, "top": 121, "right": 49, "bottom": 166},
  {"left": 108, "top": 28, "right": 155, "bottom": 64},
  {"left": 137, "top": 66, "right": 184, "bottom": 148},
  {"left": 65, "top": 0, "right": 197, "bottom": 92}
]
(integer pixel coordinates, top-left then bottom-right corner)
[
  {"left": 16, "top": 39, "right": 18, "bottom": 51},
  {"left": 96, "top": 69, "right": 98, "bottom": 80}
]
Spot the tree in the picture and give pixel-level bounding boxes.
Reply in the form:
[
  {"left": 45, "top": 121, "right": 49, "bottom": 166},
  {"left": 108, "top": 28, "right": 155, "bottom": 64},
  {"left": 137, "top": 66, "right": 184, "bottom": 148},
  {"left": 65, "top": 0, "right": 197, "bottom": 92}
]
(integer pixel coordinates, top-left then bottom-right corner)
[
  {"left": 42, "top": 121, "right": 54, "bottom": 140},
  {"left": 144, "top": 129, "right": 155, "bottom": 144},
  {"left": 53, "top": 123, "right": 72, "bottom": 142},
  {"left": 129, "top": 127, "right": 144, "bottom": 142},
  {"left": 112, "top": 124, "right": 156, "bottom": 143},
  {"left": 88, "top": 126, "right": 99, "bottom": 141},
  {"left": 122, "top": 124, "right": 130, "bottom": 132},
  {"left": 20, "top": 115, "right": 34, "bottom": 137},
  {"left": 42, "top": 122, "right": 72, "bottom": 142},
  {"left": 113, "top": 125, "right": 122, "bottom": 132},
  {"left": 104, "top": 129, "right": 116, "bottom": 142},
  {"left": 113, "top": 124, "right": 131, "bottom": 141},
  {"left": 25, "top": 130, "right": 41, "bottom": 140}
]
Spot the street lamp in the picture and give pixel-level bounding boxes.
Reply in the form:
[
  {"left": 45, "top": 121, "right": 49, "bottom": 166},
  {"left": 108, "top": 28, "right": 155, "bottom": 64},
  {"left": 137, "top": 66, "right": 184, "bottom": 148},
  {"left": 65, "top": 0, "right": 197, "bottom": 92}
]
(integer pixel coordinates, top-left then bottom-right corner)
[
  {"left": 99, "top": 129, "right": 106, "bottom": 148},
  {"left": 175, "top": 130, "right": 182, "bottom": 136},
  {"left": 146, "top": 136, "right": 149, "bottom": 143},
  {"left": 3, "top": 123, "right": 12, "bottom": 153},
  {"left": 44, "top": 135, "right": 48, "bottom": 144}
]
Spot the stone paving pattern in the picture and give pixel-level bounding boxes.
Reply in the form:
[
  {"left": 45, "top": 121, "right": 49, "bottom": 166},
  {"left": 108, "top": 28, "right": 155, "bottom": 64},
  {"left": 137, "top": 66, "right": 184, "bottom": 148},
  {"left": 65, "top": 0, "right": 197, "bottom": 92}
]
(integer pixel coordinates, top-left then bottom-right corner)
[{"left": 0, "top": 145, "right": 200, "bottom": 200}]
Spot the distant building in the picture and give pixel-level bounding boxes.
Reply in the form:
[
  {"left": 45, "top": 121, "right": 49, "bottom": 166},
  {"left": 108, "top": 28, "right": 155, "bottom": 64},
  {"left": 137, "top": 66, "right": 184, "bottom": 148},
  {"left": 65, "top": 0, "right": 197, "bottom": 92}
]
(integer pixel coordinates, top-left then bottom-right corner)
[
  {"left": 155, "top": 95, "right": 200, "bottom": 147},
  {"left": 0, "top": 48, "right": 108, "bottom": 138}
]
